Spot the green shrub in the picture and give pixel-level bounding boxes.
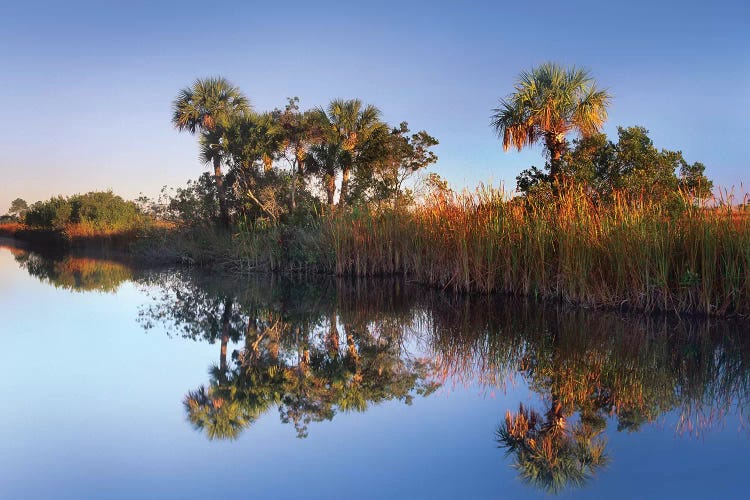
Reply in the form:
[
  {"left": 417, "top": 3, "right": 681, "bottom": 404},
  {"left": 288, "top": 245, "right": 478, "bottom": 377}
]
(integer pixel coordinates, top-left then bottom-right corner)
[
  {"left": 24, "top": 191, "right": 144, "bottom": 231},
  {"left": 24, "top": 196, "right": 73, "bottom": 228}
]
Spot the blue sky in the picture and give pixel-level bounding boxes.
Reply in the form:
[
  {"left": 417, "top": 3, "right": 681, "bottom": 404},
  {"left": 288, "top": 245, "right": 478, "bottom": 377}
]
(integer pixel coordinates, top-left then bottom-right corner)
[{"left": 1, "top": 0, "right": 748, "bottom": 211}]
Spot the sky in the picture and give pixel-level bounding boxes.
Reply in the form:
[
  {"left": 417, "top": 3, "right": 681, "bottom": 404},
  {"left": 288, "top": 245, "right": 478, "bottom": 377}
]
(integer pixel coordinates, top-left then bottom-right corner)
[{"left": 1, "top": 0, "right": 748, "bottom": 211}]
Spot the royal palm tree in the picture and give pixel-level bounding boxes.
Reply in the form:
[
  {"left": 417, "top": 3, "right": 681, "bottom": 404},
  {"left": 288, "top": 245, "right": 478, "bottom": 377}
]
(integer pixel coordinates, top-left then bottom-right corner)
[
  {"left": 314, "top": 99, "right": 386, "bottom": 206},
  {"left": 172, "top": 77, "right": 251, "bottom": 227},
  {"left": 491, "top": 63, "right": 611, "bottom": 181}
]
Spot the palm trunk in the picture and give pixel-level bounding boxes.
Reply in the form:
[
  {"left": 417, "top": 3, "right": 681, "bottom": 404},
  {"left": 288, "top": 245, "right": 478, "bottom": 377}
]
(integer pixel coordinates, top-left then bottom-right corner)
[
  {"left": 550, "top": 149, "right": 563, "bottom": 179},
  {"left": 545, "top": 134, "right": 567, "bottom": 196},
  {"left": 545, "top": 133, "right": 567, "bottom": 179},
  {"left": 290, "top": 166, "right": 297, "bottom": 211},
  {"left": 325, "top": 173, "right": 336, "bottom": 207},
  {"left": 291, "top": 146, "right": 305, "bottom": 211},
  {"left": 339, "top": 166, "right": 351, "bottom": 207},
  {"left": 213, "top": 156, "right": 230, "bottom": 228},
  {"left": 327, "top": 311, "right": 340, "bottom": 354},
  {"left": 219, "top": 298, "right": 233, "bottom": 372}
]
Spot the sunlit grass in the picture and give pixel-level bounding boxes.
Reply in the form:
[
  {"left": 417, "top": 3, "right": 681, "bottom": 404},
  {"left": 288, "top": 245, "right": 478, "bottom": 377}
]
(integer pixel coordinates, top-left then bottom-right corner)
[{"left": 320, "top": 186, "right": 750, "bottom": 315}]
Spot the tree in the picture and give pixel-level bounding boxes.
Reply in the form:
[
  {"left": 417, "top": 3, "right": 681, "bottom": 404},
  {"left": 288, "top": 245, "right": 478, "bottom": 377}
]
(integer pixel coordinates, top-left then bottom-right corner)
[
  {"left": 305, "top": 143, "right": 351, "bottom": 207},
  {"left": 349, "top": 122, "right": 439, "bottom": 207},
  {"left": 678, "top": 160, "right": 713, "bottom": 200},
  {"left": 516, "top": 126, "right": 714, "bottom": 205},
  {"left": 172, "top": 77, "right": 251, "bottom": 227},
  {"left": 221, "top": 112, "right": 288, "bottom": 222},
  {"left": 275, "top": 98, "right": 325, "bottom": 210},
  {"left": 314, "top": 99, "right": 387, "bottom": 206},
  {"left": 8, "top": 198, "right": 28, "bottom": 220},
  {"left": 492, "top": 63, "right": 611, "bottom": 182}
]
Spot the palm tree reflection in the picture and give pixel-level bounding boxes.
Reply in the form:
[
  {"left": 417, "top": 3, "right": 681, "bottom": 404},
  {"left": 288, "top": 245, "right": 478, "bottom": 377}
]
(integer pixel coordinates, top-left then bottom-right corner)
[{"left": 496, "top": 403, "right": 609, "bottom": 493}]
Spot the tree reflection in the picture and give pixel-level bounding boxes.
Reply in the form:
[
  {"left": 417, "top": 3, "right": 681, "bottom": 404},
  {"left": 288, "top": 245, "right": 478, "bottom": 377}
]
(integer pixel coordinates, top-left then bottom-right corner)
[
  {"left": 496, "top": 403, "right": 608, "bottom": 493},
  {"left": 140, "top": 273, "right": 439, "bottom": 439},
  {"left": 428, "top": 298, "right": 750, "bottom": 492},
  {"left": 6, "top": 244, "right": 134, "bottom": 292},
  {"left": 138, "top": 270, "right": 750, "bottom": 493}
]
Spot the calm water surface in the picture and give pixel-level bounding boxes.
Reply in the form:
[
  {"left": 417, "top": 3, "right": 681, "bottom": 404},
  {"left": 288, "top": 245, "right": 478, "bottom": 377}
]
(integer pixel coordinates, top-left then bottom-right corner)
[{"left": 1, "top": 241, "right": 749, "bottom": 499}]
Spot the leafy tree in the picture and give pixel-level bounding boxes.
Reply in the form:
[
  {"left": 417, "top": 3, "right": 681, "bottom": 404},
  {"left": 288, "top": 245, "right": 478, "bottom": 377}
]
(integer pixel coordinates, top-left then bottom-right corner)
[
  {"left": 8, "top": 198, "right": 28, "bottom": 220},
  {"left": 172, "top": 77, "right": 251, "bottom": 227},
  {"left": 517, "top": 126, "right": 713, "bottom": 205},
  {"left": 349, "top": 122, "right": 439, "bottom": 207},
  {"left": 23, "top": 191, "right": 142, "bottom": 230},
  {"left": 274, "top": 98, "right": 325, "bottom": 210},
  {"left": 678, "top": 160, "right": 713, "bottom": 199},
  {"left": 492, "top": 63, "right": 611, "bottom": 181},
  {"left": 221, "top": 112, "right": 288, "bottom": 222}
]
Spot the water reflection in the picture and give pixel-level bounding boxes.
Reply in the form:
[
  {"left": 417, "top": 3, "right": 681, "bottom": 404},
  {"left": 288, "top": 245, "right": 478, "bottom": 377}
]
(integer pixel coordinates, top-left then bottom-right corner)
[
  {"left": 7, "top": 244, "right": 750, "bottom": 495},
  {"left": 139, "top": 272, "right": 440, "bottom": 439},
  {"left": 431, "top": 303, "right": 750, "bottom": 492},
  {"left": 137, "top": 269, "right": 750, "bottom": 493},
  {"left": 4, "top": 243, "right": 134, "bottom": 292}
]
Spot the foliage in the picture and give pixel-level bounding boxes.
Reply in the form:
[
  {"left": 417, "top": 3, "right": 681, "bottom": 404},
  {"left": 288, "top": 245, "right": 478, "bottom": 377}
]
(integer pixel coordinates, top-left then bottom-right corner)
[
  {"left": 348, "top": 122, "right": 439, "bottom": 207},
  {"left": 24, "top": 191, "right": 144, "bottom": 231},
  {"left": 8, "top": 198, "right": 28, "bottom": 220},
  {"left": 311, "top": 98, "right": 388, "bottom": 207},
  {"left": 517, "top": 126, "right": 714, "bottom": 206}
]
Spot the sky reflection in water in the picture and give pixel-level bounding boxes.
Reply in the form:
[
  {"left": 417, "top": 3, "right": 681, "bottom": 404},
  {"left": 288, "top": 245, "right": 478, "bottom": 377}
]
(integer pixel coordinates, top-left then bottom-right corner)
[{"left": 1, "top": 243, "right": 749, "bottom": 499}]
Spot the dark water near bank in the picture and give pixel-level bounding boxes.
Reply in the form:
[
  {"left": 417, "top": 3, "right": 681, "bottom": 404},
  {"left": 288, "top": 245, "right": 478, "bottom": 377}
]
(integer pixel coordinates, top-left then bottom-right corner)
[{"left": 2, "top": 241, "right": 749, "bottom": 499}]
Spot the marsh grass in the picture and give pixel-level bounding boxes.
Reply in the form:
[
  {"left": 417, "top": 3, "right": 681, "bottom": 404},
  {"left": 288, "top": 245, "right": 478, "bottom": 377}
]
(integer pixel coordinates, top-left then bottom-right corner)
[
  {"left": 320, "top": 186, "right": 750, "bottom": 315},
  {"left": 131, "top": 185, "right": 750, "bottom": 316}
]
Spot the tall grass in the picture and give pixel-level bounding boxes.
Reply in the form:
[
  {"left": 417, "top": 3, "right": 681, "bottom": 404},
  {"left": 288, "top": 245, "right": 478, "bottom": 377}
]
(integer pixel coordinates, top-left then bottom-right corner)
[
  {"left": 137, "top": 185, "right": 749, "bottom": 316},
  {"left": 321, "top": 186, "right": 750, "bottom": 316}
]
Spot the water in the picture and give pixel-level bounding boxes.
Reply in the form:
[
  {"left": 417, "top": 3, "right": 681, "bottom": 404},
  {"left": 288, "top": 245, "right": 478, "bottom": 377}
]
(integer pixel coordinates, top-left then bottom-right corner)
[{"left": 1, "top": 240, "right": 749, "bottom": 499}]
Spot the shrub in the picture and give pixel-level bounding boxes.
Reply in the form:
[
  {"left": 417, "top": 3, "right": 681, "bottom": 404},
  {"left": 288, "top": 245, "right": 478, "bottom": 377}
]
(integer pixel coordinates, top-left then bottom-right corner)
[{"left": 24, "top": 191, "right": 144, "bottom": 232}]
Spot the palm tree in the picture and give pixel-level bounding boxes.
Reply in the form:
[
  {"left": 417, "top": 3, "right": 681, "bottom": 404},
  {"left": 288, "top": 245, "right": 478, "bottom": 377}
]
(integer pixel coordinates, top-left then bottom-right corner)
[
  {"left": 491, "top": 63, "right": 611, "bottom": 181},
  {"left": 314, "top": 99, "right": 386, "bottom": 206},
  {"left": 172, "top": 77, "right": 251, "bottom": 227},
  {"left": 305, "top": 143, "right": 351, "bottom": 207}
]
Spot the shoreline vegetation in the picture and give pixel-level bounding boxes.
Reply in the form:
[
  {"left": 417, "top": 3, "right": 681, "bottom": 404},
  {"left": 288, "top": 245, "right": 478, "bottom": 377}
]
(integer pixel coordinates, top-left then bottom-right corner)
[
  {"left": 3, "top": 63, "right": 749, "bottom": 316},
  {"left": 2, "top": 186, "right": 749, "bottom": 317}
]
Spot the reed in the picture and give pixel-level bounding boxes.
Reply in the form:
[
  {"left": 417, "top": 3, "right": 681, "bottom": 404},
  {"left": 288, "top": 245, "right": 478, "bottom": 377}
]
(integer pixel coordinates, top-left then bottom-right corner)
[
  {"left": 320, "top": 186, "right": 750, "bottom": 316},
  {"left": 133, "top": 185, "right": 749, "bottom": 316}
]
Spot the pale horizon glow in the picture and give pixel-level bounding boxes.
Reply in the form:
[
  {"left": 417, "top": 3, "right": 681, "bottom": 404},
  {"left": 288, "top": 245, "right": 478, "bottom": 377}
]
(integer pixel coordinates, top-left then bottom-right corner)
[{"left": 1, "top": 0, "right": 748, "bottom": 211}]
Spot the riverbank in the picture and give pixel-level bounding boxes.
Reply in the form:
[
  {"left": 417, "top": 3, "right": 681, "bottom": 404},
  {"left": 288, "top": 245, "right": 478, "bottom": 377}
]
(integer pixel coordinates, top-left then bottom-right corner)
[{"left": 5, "top": 188, "right": 750, "bottom": 317}]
